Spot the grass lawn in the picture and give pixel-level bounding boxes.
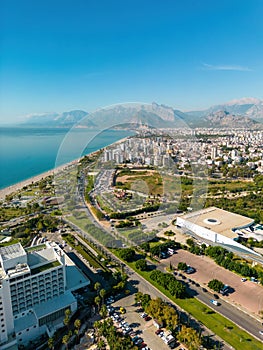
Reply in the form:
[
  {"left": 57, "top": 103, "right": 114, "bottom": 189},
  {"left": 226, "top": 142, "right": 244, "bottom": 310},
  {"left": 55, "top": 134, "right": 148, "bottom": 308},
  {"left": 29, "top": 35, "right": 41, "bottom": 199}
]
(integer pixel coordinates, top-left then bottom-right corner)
[
  {"left": 31, "top": 261, "right": 61, "bottom": 275},
  {"left": 25, "top": 244, "right": 46, "bottom": 252},
  {"left": 113, "top": 250, "right": 263, "bottom": 350},
  {"left": 0, "top": 238, "right": 19, "bottom": 247}
]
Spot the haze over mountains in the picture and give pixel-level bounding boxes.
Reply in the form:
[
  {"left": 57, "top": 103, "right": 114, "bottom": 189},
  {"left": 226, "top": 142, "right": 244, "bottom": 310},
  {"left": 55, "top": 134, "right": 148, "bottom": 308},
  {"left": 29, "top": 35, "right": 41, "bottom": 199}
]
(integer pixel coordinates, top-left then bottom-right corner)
[{"left": 22, "top": 98, "right": 263, "bottom": 129}]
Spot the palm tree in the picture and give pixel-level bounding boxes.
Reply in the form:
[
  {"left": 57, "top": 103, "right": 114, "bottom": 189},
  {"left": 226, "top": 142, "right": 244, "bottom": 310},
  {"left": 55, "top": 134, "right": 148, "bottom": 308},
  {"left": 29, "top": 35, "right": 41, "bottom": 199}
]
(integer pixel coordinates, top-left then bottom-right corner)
[
  {"left": 99, "top": 288, "right": 106, "bottom": 304},
  {"left": 63, "top": 308, "right": 72, "bottom": 330},
  {"left": 94, "top": 295, "right": 101, "bottom": 310},
  {"left": 47, "top": 337, "right": 54, "bottom": 350},
  {"left": 99, "top": 304, "right": 108, "bottom": 319},
  {"left": 94, "top": 282, "right": 101, "bottom": 294},
  {"left": 62, "top": 331, "right": 72, "bottom": 350},
  {"left": 93, "top": 320, "right": 102, "bottom": 342},
  {"left": 97, "top": 339, "right": 106, "bottom": 350},
  {"left": 74, "top": 319, "right": 81, "bottom": 343}
]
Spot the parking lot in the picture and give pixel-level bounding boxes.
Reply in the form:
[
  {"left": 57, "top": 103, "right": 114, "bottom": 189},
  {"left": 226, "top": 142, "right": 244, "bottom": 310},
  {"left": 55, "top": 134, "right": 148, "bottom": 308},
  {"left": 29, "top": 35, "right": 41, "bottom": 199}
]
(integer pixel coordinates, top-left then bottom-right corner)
[
  {"left": 161, "top": 248, "right": 263, "bottom": 315},
  {"left": 110, "top": 293, "right": 185, "bottom": 350}
]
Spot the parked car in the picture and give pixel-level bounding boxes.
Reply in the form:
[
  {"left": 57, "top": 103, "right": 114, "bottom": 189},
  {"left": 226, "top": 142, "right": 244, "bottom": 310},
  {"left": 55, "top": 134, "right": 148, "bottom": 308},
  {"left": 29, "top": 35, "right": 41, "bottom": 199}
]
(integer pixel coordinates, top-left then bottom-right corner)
[
  {"left": 186, "top": 266, "right": 195, "bottom": 274},
  {"left": 144, "top": 316, "right": 151, "bottom": 321},
  {"left": 134, "top": 338, "right": 143, "bottom": 345},
  {"left": 241, "top": 278, "right": 247, "bottom": 282},
  {"left": 120, "top": 307, "right": 126, "bottom": 314},
  {"left": 220, "top": 284, "right": 229, "bottom": 295}
]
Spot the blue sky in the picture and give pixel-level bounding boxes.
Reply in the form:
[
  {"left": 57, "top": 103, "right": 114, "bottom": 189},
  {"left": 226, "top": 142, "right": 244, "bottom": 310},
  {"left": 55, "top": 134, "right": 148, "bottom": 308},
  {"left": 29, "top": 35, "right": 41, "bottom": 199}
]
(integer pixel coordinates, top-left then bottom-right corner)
[{"left": 1, "top": 0, "right": 263, "bottom": 123}]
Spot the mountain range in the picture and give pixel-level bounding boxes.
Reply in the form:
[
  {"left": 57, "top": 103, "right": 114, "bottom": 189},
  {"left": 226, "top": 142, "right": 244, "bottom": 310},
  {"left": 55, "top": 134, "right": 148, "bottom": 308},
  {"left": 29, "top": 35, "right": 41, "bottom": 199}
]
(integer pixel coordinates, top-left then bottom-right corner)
[{"left": 22, "top": 98, "right": 263, "bottom": 129}]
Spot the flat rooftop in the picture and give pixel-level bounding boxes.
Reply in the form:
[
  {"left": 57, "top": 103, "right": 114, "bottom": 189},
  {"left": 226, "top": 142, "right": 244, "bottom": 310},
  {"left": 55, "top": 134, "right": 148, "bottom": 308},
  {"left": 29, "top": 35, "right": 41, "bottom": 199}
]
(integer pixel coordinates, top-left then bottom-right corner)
[
  {"left": 14, "top": 311, "right": 37, "bottom": 333},
  {"left": 65, "top": 253, "right": 90, "bottom": 291},
  {"left": 0, "top": 243, "right": 26, "bottom": 261},
  {"left": 33, "top": 292, "right": 76, "bottom": 319},
  {"left": 181, "top": 207, "right": 254, "bottom": 239}
]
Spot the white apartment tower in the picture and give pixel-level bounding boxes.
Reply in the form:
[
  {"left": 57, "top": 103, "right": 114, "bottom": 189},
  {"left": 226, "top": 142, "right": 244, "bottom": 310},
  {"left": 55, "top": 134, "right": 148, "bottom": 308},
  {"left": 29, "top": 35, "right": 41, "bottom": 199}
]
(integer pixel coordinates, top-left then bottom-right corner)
[{"left": 0, "top": 242, "right": 89, "bottom": 349}]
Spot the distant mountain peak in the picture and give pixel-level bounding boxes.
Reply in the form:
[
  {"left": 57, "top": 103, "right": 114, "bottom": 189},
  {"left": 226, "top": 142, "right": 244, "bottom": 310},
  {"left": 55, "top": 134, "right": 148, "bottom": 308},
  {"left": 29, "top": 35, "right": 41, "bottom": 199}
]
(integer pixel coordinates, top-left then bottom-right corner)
[{"left": 224, "top": 97, "right": 261, "bottom": 106}]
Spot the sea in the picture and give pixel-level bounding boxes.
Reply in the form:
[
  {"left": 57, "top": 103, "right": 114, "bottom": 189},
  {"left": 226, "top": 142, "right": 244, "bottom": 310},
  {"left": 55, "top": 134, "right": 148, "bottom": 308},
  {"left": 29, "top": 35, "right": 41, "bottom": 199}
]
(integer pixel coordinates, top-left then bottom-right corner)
[{"left": 0, "top": 126, "right": 133, "bottom": 190}]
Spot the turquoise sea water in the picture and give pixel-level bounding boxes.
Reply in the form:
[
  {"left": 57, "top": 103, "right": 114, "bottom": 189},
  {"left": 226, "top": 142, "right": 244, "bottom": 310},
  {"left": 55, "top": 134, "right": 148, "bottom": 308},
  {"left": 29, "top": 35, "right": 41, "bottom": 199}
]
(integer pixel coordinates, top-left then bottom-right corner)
[{"left": 0, "top": 127, "right": 132, "bottom": 190}]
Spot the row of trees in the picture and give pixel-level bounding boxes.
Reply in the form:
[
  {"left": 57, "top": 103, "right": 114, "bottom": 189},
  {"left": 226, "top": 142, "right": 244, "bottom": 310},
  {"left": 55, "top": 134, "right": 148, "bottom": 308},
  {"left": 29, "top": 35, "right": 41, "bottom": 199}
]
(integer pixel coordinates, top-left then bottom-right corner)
[
  {"left": 149, "top": 270, "right": 186, "bottom": 298},
  {"left": 184, "top": 240, "right": 263, "bottom": 286},
  {"left": 205, "top": 246, "right": 263, "bottom": 284},
  {"left": 109, "top": 203, "right": 160, "bottom": 219}
]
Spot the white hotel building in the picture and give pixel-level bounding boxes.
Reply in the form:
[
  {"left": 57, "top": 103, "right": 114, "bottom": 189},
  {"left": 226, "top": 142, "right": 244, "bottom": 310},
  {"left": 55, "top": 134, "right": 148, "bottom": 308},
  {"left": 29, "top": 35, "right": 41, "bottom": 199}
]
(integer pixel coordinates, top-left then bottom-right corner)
[{"left": 0, "top": 242, "right": 90, "bottom": 349}]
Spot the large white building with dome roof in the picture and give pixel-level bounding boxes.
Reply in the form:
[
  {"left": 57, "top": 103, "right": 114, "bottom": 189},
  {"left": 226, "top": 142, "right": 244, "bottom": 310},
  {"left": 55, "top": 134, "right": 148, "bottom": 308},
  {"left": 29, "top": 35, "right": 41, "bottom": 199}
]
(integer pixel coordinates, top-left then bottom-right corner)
[{"left": 176, "top": 207, "right": 261, "bottom": 256}]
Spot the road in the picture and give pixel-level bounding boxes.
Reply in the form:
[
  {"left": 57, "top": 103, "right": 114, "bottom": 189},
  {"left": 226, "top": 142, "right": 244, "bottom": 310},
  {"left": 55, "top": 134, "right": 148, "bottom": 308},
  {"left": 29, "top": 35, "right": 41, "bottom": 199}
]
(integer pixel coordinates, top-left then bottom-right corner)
[
  {"left": 158, "top": 260, "right": 263, "bottom": 344},
  {"left": 63, "top": 215, "right": 233, "bottom": 349},
  {"left": 69, "top": 170, "right": 263, "bottom": 346}
]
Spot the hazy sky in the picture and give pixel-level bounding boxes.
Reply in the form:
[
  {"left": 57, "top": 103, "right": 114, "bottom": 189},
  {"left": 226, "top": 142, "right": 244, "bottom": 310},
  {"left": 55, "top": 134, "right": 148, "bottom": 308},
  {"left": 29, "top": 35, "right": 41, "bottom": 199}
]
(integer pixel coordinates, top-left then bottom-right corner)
[{"left": 1, "top": 0, "right": 263, "bottom": 123}]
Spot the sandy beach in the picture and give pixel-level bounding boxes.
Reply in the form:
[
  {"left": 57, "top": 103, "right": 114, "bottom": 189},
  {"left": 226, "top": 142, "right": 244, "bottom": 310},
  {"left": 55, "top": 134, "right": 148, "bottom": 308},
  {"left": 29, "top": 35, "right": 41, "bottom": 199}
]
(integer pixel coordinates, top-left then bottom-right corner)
[
  {"left": 0, "top": 160, "right": 79, "bottom": 201},
  {"left": 0, "top": 135, "right": 131, "bottom": 201}
]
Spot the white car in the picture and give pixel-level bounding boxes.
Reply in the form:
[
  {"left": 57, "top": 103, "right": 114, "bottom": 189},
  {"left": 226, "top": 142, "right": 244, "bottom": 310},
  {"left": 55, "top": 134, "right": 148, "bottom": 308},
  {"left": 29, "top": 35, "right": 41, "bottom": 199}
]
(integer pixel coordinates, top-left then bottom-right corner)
[{"left": 259, "top": 330, "right": 263, "bottom": 336}]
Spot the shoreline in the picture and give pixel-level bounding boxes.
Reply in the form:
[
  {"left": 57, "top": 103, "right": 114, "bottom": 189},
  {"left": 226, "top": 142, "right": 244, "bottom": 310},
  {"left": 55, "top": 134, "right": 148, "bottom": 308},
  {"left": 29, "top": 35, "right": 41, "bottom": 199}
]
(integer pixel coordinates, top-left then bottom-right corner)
[
  {"left": 0, "top": 135, "right": 131, "bottom": 201},
  {"left": 0, "top": 160, "right": 79, "bottom": 201}
]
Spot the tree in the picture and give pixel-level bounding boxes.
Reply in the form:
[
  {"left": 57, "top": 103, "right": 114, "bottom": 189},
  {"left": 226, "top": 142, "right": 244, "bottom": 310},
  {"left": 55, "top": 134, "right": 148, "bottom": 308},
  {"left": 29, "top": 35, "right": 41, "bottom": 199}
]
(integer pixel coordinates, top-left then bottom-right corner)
[
  {"left": 140, "top": 242, "right": 150, "bottom": 252},
  {"left": 94, "top": 295, "right": 101, "bottom": 310},
  {"left": 99, "top": 304, "right": 108, "bottom": 319},
  {"left": 186, "top": 238, "right": 195, "bottom": 247},
  {"left": 99, "top": 288, "right": 106, "bottom": 304},
  {"left": 74, "top": 319, "right": 81, "bottom": 343},
  {"left": 63, "top": 308, "right": 71, "bottom": 330},
  {"left": 47, "top": 337, "right": 54, "bottom": 350},
  {"left": 94, "top": 282, "right": 101, "bottom": 294},
  {"left": 135, "top": 259, "right": 148, "bottom": 271},
  {"left": 62, "top": 331, "right": 72, "bottom": 350},
  {"left": 97, "top": 340, "right": 106, "bottom": 350},
  {"left": 177, "top": 262, "right": 187, "bottom": 271},
  {"left": 177, "top": 325, "right": 201, "bottom": 350},
  {"left": 208, "top": 279, "right": 224, "bottom": 293},
  {"left": 134, "top": 292, "right": 144, "bottom": 305},
  {"left": 118, "top": 248, "right": 135, "bottom": 262}
]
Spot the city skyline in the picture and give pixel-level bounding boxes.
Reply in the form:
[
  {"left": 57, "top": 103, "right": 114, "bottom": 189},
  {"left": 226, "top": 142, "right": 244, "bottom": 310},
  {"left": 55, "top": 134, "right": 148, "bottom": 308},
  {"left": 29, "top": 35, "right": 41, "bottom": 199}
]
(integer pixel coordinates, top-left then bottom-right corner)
[{"left": 1, "top": 0, "right": 263, "bottom": 123}]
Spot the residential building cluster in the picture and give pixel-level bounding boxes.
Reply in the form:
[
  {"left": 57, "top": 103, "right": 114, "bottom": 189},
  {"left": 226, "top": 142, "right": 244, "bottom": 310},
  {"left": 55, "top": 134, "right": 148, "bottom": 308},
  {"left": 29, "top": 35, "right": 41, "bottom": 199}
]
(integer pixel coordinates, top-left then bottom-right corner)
[{"left": 101, "top": 129, "right": 263, "bottom": 176}]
